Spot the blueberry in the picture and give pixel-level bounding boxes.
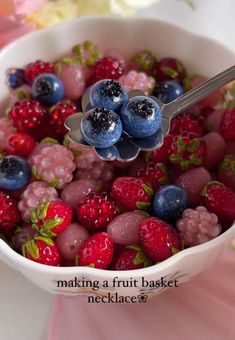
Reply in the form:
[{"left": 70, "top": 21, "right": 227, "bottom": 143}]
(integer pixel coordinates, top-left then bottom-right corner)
[
  {"left": 153, "top": 80, "right": 184, "bottom": 104},
  {"left": 0, "top": 156, "right": 31, "bottom": 190},
  {"left": 120, "top": 96, "right": 162, "bottom": 138},
  {"left": 32, "top": 73, "right": 64, "bottom": 106},
  {"left": 6, "top": 68, "right": 25, "bottom": 89},
  {"left": 90, "top": 79, "right": 128, "bottom": 113},
  {"left": 80, "top": 107, "right": 122, "bottom": 148},
  {"left": 152, "top": 185, "right": 190, "bottom": 223}
]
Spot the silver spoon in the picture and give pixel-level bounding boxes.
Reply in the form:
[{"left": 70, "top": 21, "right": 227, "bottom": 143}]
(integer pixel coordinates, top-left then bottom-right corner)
[{"left": 65, "top": 65, "right": 235, "bottom": 162}]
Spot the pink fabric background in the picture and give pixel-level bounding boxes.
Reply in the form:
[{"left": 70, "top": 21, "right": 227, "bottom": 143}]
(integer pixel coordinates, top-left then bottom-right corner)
[{"left": 49, "top": 247, "right": 235, "bottom": 340}]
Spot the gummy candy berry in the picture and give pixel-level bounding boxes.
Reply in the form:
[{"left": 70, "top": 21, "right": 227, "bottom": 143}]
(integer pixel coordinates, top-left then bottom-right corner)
[
  {"left": 81, "top": 107, "right": 122, "bottom": 148},
  {"left": 0, "top": 156, "right": 31, "bottom": 191},
  {"left": 90, "top": 79, "right": 128, "bottom": 113},
  {"left": 120, "top": 96, "right": 162, "bottom": 138},
  {"left": 92, "top": 56, "right": 125, "bottom": 82},
  {"left": 155, "top": 57, "right": 186, "bottom": 83},
  {"left": 24, "top": 60, "right": 54, "bottom": 85},
  {"left": 119, "top": 70, "right": 155, "bottom": 95},
  {"left": 32, "top": 73, "right": 64, "bottom": 106}
]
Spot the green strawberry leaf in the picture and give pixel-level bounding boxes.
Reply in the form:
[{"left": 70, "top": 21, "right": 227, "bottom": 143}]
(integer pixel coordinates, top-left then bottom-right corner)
[
  {"left": 35, "top": 235, "right": 54, "bottom": 246},
  {"left": 61, "top": 58, "right": 74, "bottom": 66},
  {"left": 183, "top": 77, "right": 192, "bottom": 92},
  {"left": 91, "top": 49, "right": 102, "bottom": 59},
  {"left": 144, "top": 151, "right": 152, "bottom": 162},
  {"left": 31, "top": 209, "right": 38, "bottom": 224},
  {"left": 32, "top": 165, "right": 41, "bottom": 180},
  {"left": 84, "top": 40, "right": 93, "bottom": 50},
  {"left": 133, "top": 250, "right": 146, "bottom": 265},
  {"left": 190, "top": 154, "right": 202, "bottom": 165},
  {"left": 181, "top": 160, "right": 190, "bottom": 171},
  {"left": 41, "top": 137, "right": 59, "bottom": 144},
  {"left": 17, "top": 89, "right": 27, "bottom": 100},
  {"left": 37, "top": 201, "right": 50, "bottom": 220},
  {"left": 157, "top": 163, "right": 168, "bottom": 174},
  {"left": 48, "top": 178, "right": 60, "bottom": 188},
  {"left": 144, "top": 257, "right": 152, "bottom": 267},
  {"left": 176, "top": 59, "right": 184, "bottom": 73},
  {"left": 38, "top": 228, "right": 56, "bottom": 238},
  {"left": 25, "top": 239, "right": 39, "bottom": 259},
  {"left": 72, "top": 44, "right": 83, "bottom": 55},
  {"left": 143, "top": 183, "right": 154, "bottom": 198},
  {"left": 136, "top": 201, "right": 150, "bottom": 210},
  {"left": 88, "top": 263, "right": 95, "bottom": 268},
  {"left": 127, "top": 244, "right": 142, "bottom": 252},
  {"left": 86, "top": 57, "right": 95, "bottom": 67},
  {"left": 162, "top": 67, "right": 178, "bottom": 78},
  {"left": 32, "top": 223, "right": 39, "bottom": 232},
  {"left": 170, "top": 154, "right": 182, "bottom": 163},
  {"left": 159, "top": 176, "right": 169, "bottom": 185},
  {"left": 172, "top": 247, "right": 180, "bottom": 255},
  {"left": 187, "top": 139, "right": 200, "bottom": 153},
  {"left": 73, "top": 149, "right": 83, "bottom": 157},
  {"left": 176, "top": 136, "right": 185, "bottom": 153},
  {"left": 54, "top": 62, "right": 62, "bottom": 74},
  {"left": 44, "top": 217, "right": 63, "bottom": 230}
]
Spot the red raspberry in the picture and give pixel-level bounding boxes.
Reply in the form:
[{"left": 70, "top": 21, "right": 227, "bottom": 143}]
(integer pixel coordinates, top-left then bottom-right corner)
[
  {"left": 170, "top": 112, "right": 204, "bottom": 136},
  {"left": 76, "top": 192, "right": 118, "bottom": 231},
  {"left": 144, "top": 134, "right": 174, "bottom": 164},
  {"left": 9, "top": 100, "right": 47, "bottom": 134},
  {"left": 22, "top": 236, "right": 61, "bottom": 266},
  {"left": 221, "top": 108, "right": 235, "bottom": 141},
  {"left": 139, "top": 217, "right": 182, "bottom": 262},
  {"left": 6, "top": 132, "right": 36, "bottom": 158},
  {"left": 24, "top": 60, "right": 54, "bottom": 85},
  {"left": 169, "top": 133, "right": 207, "bottom": 171},
  {"left": 137, "top": 162, "right": 169, "bottom": 191},
  {"left": 78, "top": 232, "right": 114, "bottom": 269},
  {"left": 112, "top": 245, "right": 151, "bottom": 270},
  {"left": 0, "top": 191, "right": 21, "bottom": 231},
  {"left": 92, "top": 56, "right": 125, "bottom": 82},
  {"left": 49, "top": 101, "right": 78, "bottom": 140}
]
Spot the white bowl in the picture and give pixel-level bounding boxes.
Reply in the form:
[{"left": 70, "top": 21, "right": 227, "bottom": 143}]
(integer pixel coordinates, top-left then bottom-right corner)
[{"left": 0, "top": 16, "right": 235, "bottom": 297}]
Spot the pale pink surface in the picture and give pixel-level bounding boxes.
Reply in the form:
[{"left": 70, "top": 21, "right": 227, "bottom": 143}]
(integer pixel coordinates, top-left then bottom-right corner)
[
  {"left": 205, "top": 108, "right": 224, "bottom": 133},
  {"left": 14, "top": 0, "right": 45, "bottom": 15},
  {"left": 57, "top": 64, "right": 85, "bottom": 100},
  {"left": 203, "top": 132, "right": 226, "bottom": 169},
  {"left": 0, "top": 117, "right": 15, "bottom": 149},
  {"left": 9, "top": 84, "right": 31, "bottom": 106},
  {"left": 48, "top": 247, "right": 235, "bottom": 340}
]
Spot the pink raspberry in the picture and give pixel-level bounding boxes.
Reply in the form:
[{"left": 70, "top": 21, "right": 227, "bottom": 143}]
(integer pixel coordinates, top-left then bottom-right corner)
[
  {"left": 0, "top": 117, "right": 15, "bottom": 150},
  {"left": 119, "top": 70, "right": 155, "bottom": 95},
  {"left": 76, "top": 161, "right": 115, "bottom": 191},
  {"left": 18, "top": 181, "right": 58, "bottom": 222},
  {"left": 31, "top": 144, "right": 76, "bottom": 189},
  {"left": 176, "top": 206, "right": 221, "bottom": 247},
  {"left": 66, "top": 140, "right": 101, "bottom": 169}
]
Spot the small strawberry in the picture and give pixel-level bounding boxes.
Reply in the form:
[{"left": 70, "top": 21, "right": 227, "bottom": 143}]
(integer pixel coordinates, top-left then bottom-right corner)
[
  {"left": 8, "top": 100, "right": 47, "bottom": 134},
  {"left": 139, "top": 217, "right": 182, "bottom": 262},
  {"left": 218, "top": 154, "right": 235, "bottom": 191},
  {"left": 169, "top": 133, "right": 206, "bottom": 171},
  {"left": 49, "top": 101, "right": 78, "bottom": 140},
  {"left": 129, "top": 49, "right": 157, "bottom": 75},
  {"left": 201, "top": 181, "right": 235, "bottom": 228},
  {"left": 112, "top": 177, "right": 153, "bottom": 210},
  {"left": 112, "top": 244, "right": 151, "bottom": 270},
  {"left": 91, "top": 56, "right": 125, "bottom": 82},
  {"left": 0, "top": 191, "right": 21, "bottom": 231},
  {"left": 144, "top": 133, "right": 173, "bottom": 164},
  {"left": 24, "top": 60, "right": 54, "bottom": 85},
  {"left": 136, "top": 162, "right": 169, "bottom": 191},
  {"left": 6, "top": 132, "right": 36, "bottom": 158},
  {"left": 76, "top": 192, "right": 118, "bottom": 231},
  {"left": 31, "top": 200, "right": 73, "bottom": 237},
  {"left": 22, "top": 236, "right": 61, "bottom": 266},
  {"left": 221, "top": 108, "right": 235, "bottom": 141},
  {"left": 170, "top": 112, "right": 204, "bottom": 136},
  {"left": 78, "top": 232, "right": 114, "bottom": 269}
]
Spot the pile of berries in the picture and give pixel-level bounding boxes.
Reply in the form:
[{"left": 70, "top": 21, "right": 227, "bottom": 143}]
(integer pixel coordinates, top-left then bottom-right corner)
[{"left": 0, "top": 40, "right": 234, "bottom": 270}]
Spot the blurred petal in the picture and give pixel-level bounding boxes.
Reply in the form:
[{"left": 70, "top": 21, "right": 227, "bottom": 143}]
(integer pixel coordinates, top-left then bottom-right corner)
[
  {"left": 0, "top": 0, "right": 16, "bottom": 16},
  {"left": 15, "top": 0, "right": 45, "bottom": 15}
]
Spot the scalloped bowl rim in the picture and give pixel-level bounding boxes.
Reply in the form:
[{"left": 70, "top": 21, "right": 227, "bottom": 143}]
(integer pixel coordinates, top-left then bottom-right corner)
[{"left": 0, "top": 16, "right": 235, "bottom": 279}]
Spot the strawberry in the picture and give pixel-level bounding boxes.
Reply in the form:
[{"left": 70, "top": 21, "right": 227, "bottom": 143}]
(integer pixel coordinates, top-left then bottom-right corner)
[
  {"left": 201, "top": 181, "right": 235, "bottom": 228},
  {"left": 221, "top": 108, "right": 235, "bottom": 141},
  {"left": 170, "top": 112, "right": 204, "bottom": 136},
  {"left": 144, "top": 133, "right": 173, "bottom": 164},
  {"left": 169, "top": 133, "right": 206, "bottom": 171},
  {"left": 112, "top": 177, "right": 153, "bottom": 210},
  {"left": 24, "top": 60, "right": 54, "bottom": 85},
  {"left": 22, "top": 236, "right": 61, "bottom": 266},
  {"left": 218, "top": 154, "right": 235, "bottom": 191},
  {"left": 0, "top": 191, "right": 21, "bottom": 231},
  {"left": 112, "top": 244, "right": 151, "bottom": 270},
  {"left": 6, "top": 132, "right": 36, "bottom": 158},
  {"left": 9, "top": 100, "right": 47, "bottom": 134},
  {"left": 78, "top": 232, "right": 114, "bottom": 269},
  {"left": 136, "top": 162, "right": 169, "bottom": 191},
  {"left": 49, "top": 101, "right": 78, "bottom": 140},
  {"left": 31, "top": 200, "right": 73, "bottom": 237},
  {"left": 139, "top": 217, "right": 182, "bottom": 262},
  {"left": 91, "top": 56, "right": 125, "bottom": 83},
  {"left": 76, "top": 192, "right": 118, "bottom": 231}
]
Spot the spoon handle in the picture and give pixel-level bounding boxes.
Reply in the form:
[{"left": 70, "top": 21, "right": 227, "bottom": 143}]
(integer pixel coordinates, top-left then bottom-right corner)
[{"left": 162, "top": 64, "right": 235, "bottom": 119}]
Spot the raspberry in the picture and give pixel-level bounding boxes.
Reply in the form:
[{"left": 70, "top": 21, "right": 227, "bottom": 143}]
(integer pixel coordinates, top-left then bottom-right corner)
[
  {"left": 92, "top": 56, "right": 125, "bottom": 82},
  {"left": 119, "top": 70, "right": 155, "bottom": 95},
  {"left": 177, "top": 206, "right": 221, "bottom": 246},
  {"left": 170, "top": 112, "right": 204, "bottom": 136},
  {"left": 24, "top": 60, "right": 54, "bottom": 85}
]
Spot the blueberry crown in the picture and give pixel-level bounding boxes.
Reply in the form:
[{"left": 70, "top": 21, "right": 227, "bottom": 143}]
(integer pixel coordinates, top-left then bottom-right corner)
[
  {"left": 88, "top": 108, "right": 117, "bottom": 133},
  {"left": 131, "top": 98, "right": 154, "bottom": 118},
  {"left": 0, "top": 158, "right": 18, "bottom": 174},
  {"left": 36, "top": 79, "right": 52, "bottom": 96},
  {"left": 101, "top": 80, "right": 124, "bottom": 97}
]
